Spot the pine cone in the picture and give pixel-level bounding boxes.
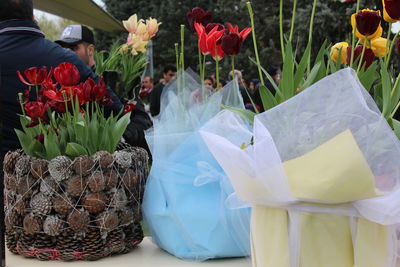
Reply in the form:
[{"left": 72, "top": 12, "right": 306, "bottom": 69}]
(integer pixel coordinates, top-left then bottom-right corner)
[
  {"left": 5, "top": 208, "right": 20, "bottom": 232},
  {"left": 65, "top": 176, "right": 87, "bottom": 198},
  {"left": 104, "top": 170, "right": 119, "bottom": 190},
  {"left": 40, "top": 176, "right": 58, "bottom": 196},
  {"left": 17, "top": 174, "right": 37, "bottom": 198},
  {"left": 14, "top": 195, "right": 28, "bottom": 215},
  {"left": 17, "top": 232, "right": 36, "bottom": 255},
  {"left": 5, "top": 173, "right": 18, "bottom": 193},
  {"left": 72, "top": 155, "right": 94, "bottom": 176},
  {"left": 30, "top": 159, "right": 48, "bottom": 179},
  {"left": 30, "top": 192, "right": 52, "bottom": 215},
  {"left": 88, "top": 171, "right": 105, "bottom": 192},
  {"left": 105, "top": 229, "right": 125, "bottom": 254},
  {"left": 33, "top": 232, "right": 55, "bottom": 249},
  {"left": 56, "top": 228, "right": 84, "bottom": 252},
  {"left": 43, "top": 215, "right": 63, "bottom": 236},
  {"left": 97, "top": 210, "right": 119, "bottom": 232},
  {"left": 48, "top": 156, "right": 73, "bottom": 182},
  {"left": 15, "top": 155, "right": 31, "bottom": 179},
  {"left": 23, "top": 213, "right": 43, "bottom": 235},
  {"left": 119, "top": 208, "right": 134, "bottom": 226},
  {"left": 122, "top": 169, "right": 137, "bottom": 189},
  {"left": 124, "top": 221, "right": 144, "bottom": 249},
  {"left": 65, "top": 176, "right": 87, "bottom": 197},
  {"left": 67, "top": 210, "right": 90, "bottom": 233},
  {"left": 110, "top": 189, "right": 127, "bottom": 210},
  {"left": 92, "top": 151, "right": 113, "bottom": 170},
  {"left": 82, "top": 229, "right": 104, "bottom": 261},
  {"left": 6, "top": 231, "right": 19, "bottom": 254},
  {"left": 53, "top": 195, "right": 73, "bottom": 215},
  {"left": 82, "top": 192, "right": 108, "bottom": 214},
  {"left": 3, "top": 150, "right": 23, "bottom": 175},
  {"left": 113, "top": 151, "right": 132, "bottom": 169}
]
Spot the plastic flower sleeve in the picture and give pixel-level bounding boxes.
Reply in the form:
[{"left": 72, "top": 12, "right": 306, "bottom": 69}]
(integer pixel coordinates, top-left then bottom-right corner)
[
  {"left": 200, "top": 68, "right": 400, "bottom": 267},
  {"left": 143, "top": 70, "right": 251, "bottom": 261}
]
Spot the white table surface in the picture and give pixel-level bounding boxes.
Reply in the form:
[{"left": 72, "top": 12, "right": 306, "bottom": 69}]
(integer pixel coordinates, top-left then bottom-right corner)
[{"left": 6, "top": 237, "right": 251, "bottom": 267}]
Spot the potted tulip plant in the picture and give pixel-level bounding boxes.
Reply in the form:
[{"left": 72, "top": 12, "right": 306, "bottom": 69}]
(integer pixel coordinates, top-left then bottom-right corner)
[{"left": 3, "top": 62, "right": 149, "bottom": 261}]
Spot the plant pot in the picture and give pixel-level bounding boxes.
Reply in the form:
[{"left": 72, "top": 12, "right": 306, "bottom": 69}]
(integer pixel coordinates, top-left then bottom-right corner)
[{"left": 3, "top": 144, "right": 149, "bottom": 261}]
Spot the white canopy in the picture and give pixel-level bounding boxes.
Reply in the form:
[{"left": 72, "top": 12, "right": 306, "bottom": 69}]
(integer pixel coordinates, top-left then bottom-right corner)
[{"left": 33, "top": 0, "right": 125, "bottom": 32}]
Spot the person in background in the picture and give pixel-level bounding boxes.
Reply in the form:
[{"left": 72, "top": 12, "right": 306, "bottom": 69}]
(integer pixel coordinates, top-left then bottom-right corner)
[
  {"left": 56, "top": 25, "right": 96, "bottom": 69},
  {"left": 141, "top": 76, "right": 154, "bottom": 93},
  {"left": 150, "top": 65, "right": 177, "bottom": 117},
  {"left": 0, "top": 0, "right": 122, "bottom": 166},
  {"left": 265, "top": 65, "right": 281, "bottom": 95},
  {"left": 139, "top": 76, "right": 154, "bottom": 115}
]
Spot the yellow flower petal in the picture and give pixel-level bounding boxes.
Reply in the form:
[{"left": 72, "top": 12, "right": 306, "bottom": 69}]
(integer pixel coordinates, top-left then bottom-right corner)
[
  {"left": 330, "top": 42, "right": 349, "bottom": 64},
  {"left": 370, "top": 37, "right": 388, "bottom": 58}
]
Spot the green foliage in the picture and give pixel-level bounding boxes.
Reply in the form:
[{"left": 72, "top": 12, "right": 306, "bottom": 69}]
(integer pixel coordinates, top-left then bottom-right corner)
[
  {"left": 34, "top": 12, "right": 77, "bottom": 41},
  {"left": 95, "top": 42, "right": 147, "bottom": 99}
]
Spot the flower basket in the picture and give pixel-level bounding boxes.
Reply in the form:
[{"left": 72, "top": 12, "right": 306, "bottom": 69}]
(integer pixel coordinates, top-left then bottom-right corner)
[
  {"left": 3, "top": 142, "right": 149, "bottom": 261},
  {"left": 201, "top": 69, "right": 400, "bottom": 267}
]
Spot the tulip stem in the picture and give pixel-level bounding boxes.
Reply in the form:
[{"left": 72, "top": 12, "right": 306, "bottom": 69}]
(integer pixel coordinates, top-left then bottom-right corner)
[
  {"left": 289, "top": 0, "right": 297, "bottom": 43},
  {"left": 175, "top": 43, "right": 179, "bottom": 73},
  {"left": 216, "top": 59, "right": 220, "bottom": 91},
  {"left": 307, "top": 0, "right": 317, "bottom": 74},
  {"left": 356, "top": 39, "right": 367, "bottom": 73},
  {"left": 350, "top": 0, "right": 361, "bottom": 68},
  {"left": 385, "top": 23, "right": 392, "bottom": 65},
  {"left": 386, "top": 29, "right": 399, "bottom": 68},
  {"left": 18, "top": 93, "right": 26, "bottom": 116},
  {"left": 279, "top": 0, "right": 285, "bottom": 61},
  {"left": 246, "top": 1, "right": 265, "bottom": 86},
  {"left": 198, "top": 47, "right": 202, "bottom": 79},
  {"left": 180, "top": 25, "right": 185, "bottom": 71},
  {"left": 231, "top": 56, "right": 239, "bottom": 105}
]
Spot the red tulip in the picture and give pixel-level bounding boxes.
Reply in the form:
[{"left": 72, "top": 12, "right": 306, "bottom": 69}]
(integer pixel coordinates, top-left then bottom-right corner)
[
  {"left": 25, "top": 101, "right": 48, "bottom": 127},
  {"left": 205, "top": 23, "right": 225, "bottom": 34},
  {"left": 186, "top": 7, "right": 212, "bottom": 32},
  {"left": 383, "top": 0, "right": 400, "bottom": 22},
  {"left": 17, "top": 66, "right": 50, "bottom": 86},
  {"left": 355, "top": 10, "right": 381, "bottom": 36},
  {"left": 346, "top": 45, "right": 375, "bottom": 68},
  {"left": 53, "top": 62, "right": 80, "bottom": 87},
  {"left": 221, "top": 23, "right": 252, "bottom": 56},
  {"left": 194, "top": 22, "right": 225, "bottom": 57},
  {"left": 124, "top": 103, "right": 135, "bottom": 114}
]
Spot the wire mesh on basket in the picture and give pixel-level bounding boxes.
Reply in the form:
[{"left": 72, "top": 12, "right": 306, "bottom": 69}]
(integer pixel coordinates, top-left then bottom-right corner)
[{"left": 2, "top": 145, "right": 149, "bottom": 261}]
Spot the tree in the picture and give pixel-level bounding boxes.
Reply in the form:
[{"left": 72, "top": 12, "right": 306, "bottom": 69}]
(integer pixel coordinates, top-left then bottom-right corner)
[{"left": 34, "top": 12, "right": 77, "bottom": 41}]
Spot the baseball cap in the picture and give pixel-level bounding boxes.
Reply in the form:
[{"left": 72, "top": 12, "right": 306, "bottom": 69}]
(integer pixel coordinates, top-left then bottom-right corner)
[{"left": 55, "top": 25, "right": 95, "bottom": 46}]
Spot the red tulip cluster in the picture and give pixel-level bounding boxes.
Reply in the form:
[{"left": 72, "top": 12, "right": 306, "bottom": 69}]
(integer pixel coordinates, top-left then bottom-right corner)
[
  {"left": 346, "top": 45, "right": 375, "bottom": 68},
  {"left": 18, "top": 62, "right": 112, "bottom": 127},
  {"left": 189, "top": 7, "right": 251, "bottom": 61}
]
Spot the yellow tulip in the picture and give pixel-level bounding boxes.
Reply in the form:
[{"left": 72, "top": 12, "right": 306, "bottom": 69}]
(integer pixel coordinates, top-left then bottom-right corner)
[
  {"left": 351, "top": 9, "right": 383, "bottom": 40},
  {"left": 146, "top": 17, "right": 161, "bottom": 38},
  {"left": 119, "top": 44, "right": 130, "bottom": 54},
  {"left": 370, "top": 37, "right": 388, "bottom": 58},
  {"left": 135, "top": 21, "right": 148, "bottom": 37},
  {"left": 123, "top": 14, "right": 143, "bottom": 33},
  {"left": 128, "top": 33, "right": 148, "bottom": 55},
  {"left": 330, "top": 42, "right": 349, "bottom": 64}
]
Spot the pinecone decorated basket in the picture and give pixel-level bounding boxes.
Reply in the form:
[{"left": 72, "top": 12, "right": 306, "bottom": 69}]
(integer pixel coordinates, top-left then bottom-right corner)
[{"left": 3, "top": 143, "right": 149, "bottom": 261}]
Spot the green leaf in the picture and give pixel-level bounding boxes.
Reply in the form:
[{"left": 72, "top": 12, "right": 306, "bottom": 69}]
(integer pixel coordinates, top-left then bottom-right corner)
[
  {"left": 380, "top": 60, "right": 392, "bottom": 118},
  {"left": 259, "top": 84, "right": 278, "bottom": 110},
  {"left": 294, "top": 42, "right": 311, "bottom": 90},
  {"left": 280, "top": 41, "right": 295, "bottom": 100},
  {"left": 66, "top": 142, "right": 88, "bottom": 158},
  {"left": 300, "top": 61, "right": 322, "bottom": 90},
  {"left": 15, "top": 129, "right": 34, "bottom": 156},
  {"left": 392, "top": 119, "right": 400, "bottom": 139},
  {"left": 44, "top": 130, "right": 61, "bottom": 159},
  {"left": 390, "top": 73, "right": 400, "bottom": 116},
  {"left": 111, "top": 112, "right": 131, "bottom": 151},
  {"left": 357, "top": 61, "right": 379, "bottom": 92},
  {"left": 221, "top": 105, "right": 255, "bottom": 124}
]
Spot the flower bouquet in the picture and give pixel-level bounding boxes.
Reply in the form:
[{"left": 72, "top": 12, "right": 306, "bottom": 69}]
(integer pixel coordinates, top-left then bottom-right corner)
[
  {"left": 197, "top": 0, "right": 400, "bottom": 266},
  {"left": 3, "top": 62, "right": 149, "bottom": 261},
  {"left": 95, "top": 14, "right": 160, "bottom": 105}
]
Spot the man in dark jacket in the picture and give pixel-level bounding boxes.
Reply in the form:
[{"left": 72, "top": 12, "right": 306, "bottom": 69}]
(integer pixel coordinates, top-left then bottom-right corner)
[
  {"left": 150, "top": 65, "right": 176, "bottom": 117},
  {"left": 0, "top": 0, "right": 123, "bottom": 164}
]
